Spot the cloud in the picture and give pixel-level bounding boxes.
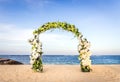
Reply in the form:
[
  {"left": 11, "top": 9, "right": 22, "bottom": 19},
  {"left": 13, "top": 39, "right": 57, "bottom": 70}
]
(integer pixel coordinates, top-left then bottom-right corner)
[
  {"left": 0, "top": 23, "right": 33, "bottom": 41},
  {"left": 39, "top": 32, "right": 78, "bottom": 55},
  {"left": 0, "top": 23, "right": 78, "bottom": 55},
  {"left": 0, "top": 23, "right": 78, "bottom": 42}
]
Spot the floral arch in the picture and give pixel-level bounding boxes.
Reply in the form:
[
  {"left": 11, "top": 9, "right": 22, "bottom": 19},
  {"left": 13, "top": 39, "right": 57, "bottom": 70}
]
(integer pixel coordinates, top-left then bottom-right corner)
[{"left": 29, "top": 22, "right": 92, "bottom": 72}]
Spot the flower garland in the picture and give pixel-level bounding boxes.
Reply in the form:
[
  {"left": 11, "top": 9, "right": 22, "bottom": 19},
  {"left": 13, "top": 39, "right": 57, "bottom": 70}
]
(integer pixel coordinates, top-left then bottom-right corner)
[
  {"left": 29, "top": 34, "right": 43, "bottom": 72},
  {"left": 78, "top": 35, "right": 92, "bottom": 72},
  {"left": 29, "top": 22, "right": 92, "bottom": 72}
]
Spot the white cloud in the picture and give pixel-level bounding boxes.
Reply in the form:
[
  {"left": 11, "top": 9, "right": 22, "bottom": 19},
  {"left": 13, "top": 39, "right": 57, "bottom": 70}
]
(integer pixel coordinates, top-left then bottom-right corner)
[
  {"left": 0, "top": 23, "right": 77, "bottom": 42},
  {"left": 0, "top": 23, "right": 33, "bottom": 41},
  {"left": 0, "top": 23, "right": 79, "bottom": 55},
  {"left": 0, "top": 23, "right": 34, "bottom": 54},
  {"left": 39, "top": 32, "right": 78, "bottom": 55}
]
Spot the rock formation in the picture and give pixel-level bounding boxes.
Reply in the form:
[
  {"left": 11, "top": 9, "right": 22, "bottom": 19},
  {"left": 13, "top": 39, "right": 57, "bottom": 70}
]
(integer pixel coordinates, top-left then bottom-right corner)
[{"left": 0, "top": 58, "right": 23, "bottom": 65}]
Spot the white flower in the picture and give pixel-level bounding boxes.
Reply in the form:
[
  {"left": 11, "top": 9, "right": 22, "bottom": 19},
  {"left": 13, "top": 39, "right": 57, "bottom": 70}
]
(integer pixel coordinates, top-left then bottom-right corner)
[
  {"left": 39, "top": 42, "right": 42, "bottom": 47},
  {"left": 30, "top": 60, "right": 35, "bottom": 65},
  {"left": 80, "top": 50, "right": 84, "bottom": 54},
  {"left": 81, "top": 54, "right": 86, "bottom": 59},
  {"left": 84, "top": 42, "right": 91, "bottom": 48},
  {"left": 32, "top": 49, "right": 37, "bottom": 54},
  {"left": 83, "top": 38, "right": 87, "bottom": 42},
  {"left": 86, "top": 50, "right": 92, "bottom": 56},
  {"left": 87, "top": 42, "right": 91, "bottom": 47},
  {"left": 28, "top": 38, "right": 34, "bottom": 45},
  {"left": 79, "top": 41, "right": 83, "bottom": 45},
  {"left": 83, "top": 41, "right": 87, "bottom": 46},
  {"left": 37, "top": 48, "right": 42, "bottom": 52},
  {"left": 78, "top": 34, "right": 83, "bottom": 40},
  {"left": 78, "top": 45, "right": 82, "bottom": 50},
  {"left": 81, "top": 59, "right": 91, "bottom": 66},
  {"left": 37, "top": 69, "right": 40, "bottom": 72},
  {"left": 80, "top": 49, "right": 88, "bottom": 54},
  {"left": 33, "top": 53, "right": 40, "bottom": 59},
  {"left": 35, "top": 43, "right": 39, "bottom": 48},
  {"left": 33, "top": 39, "right": 38, "bottom": 45}
]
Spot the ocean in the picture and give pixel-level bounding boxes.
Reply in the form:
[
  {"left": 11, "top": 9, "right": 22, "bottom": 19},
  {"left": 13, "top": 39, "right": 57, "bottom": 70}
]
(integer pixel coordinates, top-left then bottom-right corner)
[{"left": 0, "top": 55, "right": 120, "bottom": 65}]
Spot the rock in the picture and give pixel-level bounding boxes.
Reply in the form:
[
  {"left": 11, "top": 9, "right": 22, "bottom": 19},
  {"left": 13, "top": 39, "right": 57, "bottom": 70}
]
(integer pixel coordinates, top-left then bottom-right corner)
[{"left": 0, "top": 58, "right": 23, "bottom": 65}]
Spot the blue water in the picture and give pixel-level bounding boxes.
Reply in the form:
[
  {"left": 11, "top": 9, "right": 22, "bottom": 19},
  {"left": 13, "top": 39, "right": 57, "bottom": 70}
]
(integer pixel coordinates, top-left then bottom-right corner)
[{"left": 0, "top": 55, "right": 120, "bottom": 65}]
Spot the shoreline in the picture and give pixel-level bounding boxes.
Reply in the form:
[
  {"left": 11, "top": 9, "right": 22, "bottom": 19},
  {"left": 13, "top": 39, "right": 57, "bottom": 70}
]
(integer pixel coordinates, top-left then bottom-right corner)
[
  {"left": 0, "top": 55, "right": 120, "bottom": 65},
  {"left": 0, "top": 65, "right": 120, "bottom": 82}
]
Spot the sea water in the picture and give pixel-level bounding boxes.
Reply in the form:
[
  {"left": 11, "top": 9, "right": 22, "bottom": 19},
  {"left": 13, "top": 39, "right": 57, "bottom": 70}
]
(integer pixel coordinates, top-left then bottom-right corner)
[{"left": 0, "top": 55, "right": 120, "bottom": 65}]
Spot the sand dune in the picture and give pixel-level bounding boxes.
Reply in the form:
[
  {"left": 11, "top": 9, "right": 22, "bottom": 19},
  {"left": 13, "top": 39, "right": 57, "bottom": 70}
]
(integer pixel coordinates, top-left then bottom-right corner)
[{"left": 0, "top": 65, "right": 120, "bottom": 82}]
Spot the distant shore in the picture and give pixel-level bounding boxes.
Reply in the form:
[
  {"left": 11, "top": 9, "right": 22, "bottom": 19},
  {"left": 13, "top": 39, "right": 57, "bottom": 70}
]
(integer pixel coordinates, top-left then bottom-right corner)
[
  {"left": 0, "top": 58, "right": 23, "bottom": 65},
  {"left": 0, "top": 65, "right": 120, "bottom": 82}
]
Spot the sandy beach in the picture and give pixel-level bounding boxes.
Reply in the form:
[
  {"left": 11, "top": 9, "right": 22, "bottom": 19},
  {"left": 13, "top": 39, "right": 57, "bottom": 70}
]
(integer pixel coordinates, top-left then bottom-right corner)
[{"left": 0, "top": 65, "right": 120, "bottom": 82}]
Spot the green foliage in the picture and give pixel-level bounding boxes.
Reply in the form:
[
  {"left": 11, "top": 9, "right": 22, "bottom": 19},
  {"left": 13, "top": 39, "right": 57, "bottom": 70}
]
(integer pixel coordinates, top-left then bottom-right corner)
[
  {"left": 32, "top": 58, "right": 43, "bottom": 72},
  {"left": 33, "top": 22, "right": 80, "bottom": 37},
  {"left": 81, "top": 65, "right": 91, "bottom": 72}
]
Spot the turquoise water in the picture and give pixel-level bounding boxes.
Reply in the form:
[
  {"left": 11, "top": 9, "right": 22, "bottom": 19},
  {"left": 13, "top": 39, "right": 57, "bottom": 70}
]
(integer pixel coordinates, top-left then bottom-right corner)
[{"left": 0, "top": 55, "right": 120, "bottom": 65}]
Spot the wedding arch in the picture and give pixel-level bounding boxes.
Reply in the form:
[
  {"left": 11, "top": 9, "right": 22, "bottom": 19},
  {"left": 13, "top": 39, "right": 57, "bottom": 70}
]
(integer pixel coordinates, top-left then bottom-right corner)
[{"left": 29, "top": 22, "right": 92, "bottom": 72}]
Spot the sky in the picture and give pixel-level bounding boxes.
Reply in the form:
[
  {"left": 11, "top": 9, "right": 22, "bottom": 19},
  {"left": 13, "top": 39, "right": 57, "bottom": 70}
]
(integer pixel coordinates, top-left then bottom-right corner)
[{"left": 0, "top": 0, "right": 120, "bottom": 55}]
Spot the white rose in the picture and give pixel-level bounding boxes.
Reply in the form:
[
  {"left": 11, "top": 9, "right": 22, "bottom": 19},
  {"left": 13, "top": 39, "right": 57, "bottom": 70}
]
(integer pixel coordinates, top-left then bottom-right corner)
[
  {"left": 81, "top": 54, "right": 86, "bottom": 59},
  {"left": 28, "top": 38, "right": 34, "bottom": 44},
  {"left": 83, "top": 41, "right": 87, "bottom": 46},
  {"left": 86, "top": 51, "right": 92, "bottom": 56},
  {"left": 33, "top": 53, "right": 40, "bottom": 59},
  {"left": 79, "top": 41, "right": 83, "bottom": 46},
  {"left": 30, "top": 59, "right": 35, "bottom": 64},
  {"left": 80, "top": 49, "right": 88, "bottom": 54},
  {"left": 85, "top": 42, "right": 91, "bottom": 48},
  {"left": 80, "top": 50, "right": 85, "bottom": 54},
  {"left": 39, "top": 42, "right": 42, "bottom": 47},
  {"left": 78, "top": 45, "right": 82, "bottom": 50},
  {"left": 37, "top": 48, "right": 42, "bottom": 52},
  {"left": 32, "top": 49, "right": 37, "bottom": 54},
  {"left": 81, "top": 59, "right": 91, "bottom": 66}
]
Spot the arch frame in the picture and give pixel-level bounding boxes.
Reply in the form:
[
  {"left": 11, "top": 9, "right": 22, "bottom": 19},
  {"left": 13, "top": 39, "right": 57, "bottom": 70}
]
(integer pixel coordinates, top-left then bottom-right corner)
[{"left": 29, "top": 22, "right": 92, "bottom": 72}]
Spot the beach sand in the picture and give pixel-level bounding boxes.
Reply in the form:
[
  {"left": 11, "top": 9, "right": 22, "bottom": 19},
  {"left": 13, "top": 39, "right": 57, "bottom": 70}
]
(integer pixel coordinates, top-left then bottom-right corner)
[{"left": 0, "top": 65, "right": 120, "bottom": 82}]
